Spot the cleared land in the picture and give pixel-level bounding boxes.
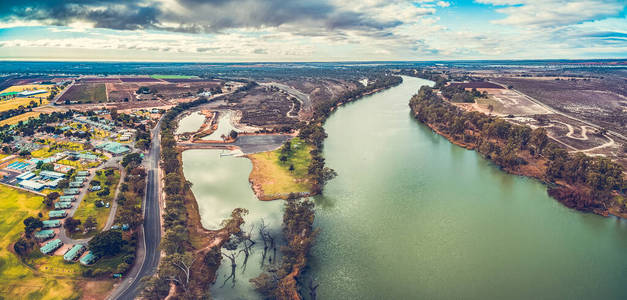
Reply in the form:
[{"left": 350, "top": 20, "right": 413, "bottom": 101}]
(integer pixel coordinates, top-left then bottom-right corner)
[
  {"left": 150, "top": 75, "right": 197, "bottom": 79},
  {"left": 248, "top": 137, "right": 312, "bottom": 199}
]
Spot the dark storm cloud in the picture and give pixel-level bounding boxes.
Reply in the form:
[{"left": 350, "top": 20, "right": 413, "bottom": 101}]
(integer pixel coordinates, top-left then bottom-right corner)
[{"left": 0, "top": 0, "right": 406, "bottom": 34}]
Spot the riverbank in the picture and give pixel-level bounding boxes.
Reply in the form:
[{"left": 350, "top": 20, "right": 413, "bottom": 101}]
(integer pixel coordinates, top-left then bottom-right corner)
[{"left": 409, "top": 85, "right": 625, "bottom": 219}]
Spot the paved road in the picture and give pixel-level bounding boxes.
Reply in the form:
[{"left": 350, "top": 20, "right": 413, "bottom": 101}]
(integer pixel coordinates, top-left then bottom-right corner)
[{"left": 109, "top": 119, "right": 163, "bottom": 300}]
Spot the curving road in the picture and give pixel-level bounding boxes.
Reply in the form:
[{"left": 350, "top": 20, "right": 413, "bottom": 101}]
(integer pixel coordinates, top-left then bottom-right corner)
[{"left": 108, "top": 119, "right": 163, "bottom": 300}]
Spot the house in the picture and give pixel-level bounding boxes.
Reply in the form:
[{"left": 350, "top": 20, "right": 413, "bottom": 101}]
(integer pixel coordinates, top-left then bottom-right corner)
[
  {"left": 55, "top": 202, "right": 72, "bottom": 209},
  {"left": 64, "top": 244, "right": 86, "bottom": 262},
  {"left": 77, "top": 170, "right": 90, "bottom": 176},
  {"left": 69, "top": 181, "right": 83, "bottom": 188},
  {"left": 80, "top": 251, "right": 98, "bottom": 265},
  {"left": 42, "top": 220, "right": 61, "bottom": 228},
  {"left": 59, "top": 195, "right": 76, "bottom": 202},
  {"left": 40, "top": 239, "right": 63, "bottom": 255},
  {"left": 63, "top": 188, "right": 80, "bottom": 195},
  {"left": 34, "top": 229, "right": 55, "bottom": 241},
  {"left": 75, "top": 176, "right": 88, "bottom": 182},
  {"left": 48, "top": 210, "right": 67, "bottom": 219}
]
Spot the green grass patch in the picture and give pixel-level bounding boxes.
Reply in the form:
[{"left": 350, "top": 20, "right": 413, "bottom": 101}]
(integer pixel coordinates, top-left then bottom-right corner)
[
  {"left": 0, "top": 185, "right": 82, "bottom": 299},
  {"left": 248, "top": 137, "right": 313, "bottom": 197}
]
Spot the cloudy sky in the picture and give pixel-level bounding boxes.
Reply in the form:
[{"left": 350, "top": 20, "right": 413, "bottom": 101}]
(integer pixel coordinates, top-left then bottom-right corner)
[{"left": 0, "top": 0, "right": 624, "bottom": 61}]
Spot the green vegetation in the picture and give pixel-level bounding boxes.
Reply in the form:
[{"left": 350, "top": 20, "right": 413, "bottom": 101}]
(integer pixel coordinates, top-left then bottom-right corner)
[
  {"left": 249, "top": 137, "right": 313, "bottom": 197},
  {"left": 71, "top": 169, "right": 120, "bottom": 238}
]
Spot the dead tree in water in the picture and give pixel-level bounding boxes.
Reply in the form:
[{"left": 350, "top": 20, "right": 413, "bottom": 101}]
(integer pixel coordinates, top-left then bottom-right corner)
[
  {"left": 309, "top": 278, "right": 320, "bottom": 300},
  {"left": 258, "top": 219, "right": 269, "bottom": 267},
  {"left": 239, "top": 224, "right": 256, "bottom": 273},
  {"left": 221, "top": 252, "right": 239, "bottom": 288},
  {"left": 267, "top": 231, "right": 276, "bottom": 264}
]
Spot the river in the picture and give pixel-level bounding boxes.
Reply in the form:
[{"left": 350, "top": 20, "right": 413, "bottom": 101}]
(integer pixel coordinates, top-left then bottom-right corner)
[
  {"left": 182, "top": 76, "right": 627, "bottom": 300},
  {"left": 306, "top": 76, "right": 627, "bottom": 299}
]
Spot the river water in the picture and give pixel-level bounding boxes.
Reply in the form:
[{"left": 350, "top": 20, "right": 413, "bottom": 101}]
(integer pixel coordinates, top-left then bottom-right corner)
[
  {"left": 306, "top": 76, "right": 627, "bottom": 299},
  {"left": 182, "top": 76, "right": 627, "bottom": 300}
]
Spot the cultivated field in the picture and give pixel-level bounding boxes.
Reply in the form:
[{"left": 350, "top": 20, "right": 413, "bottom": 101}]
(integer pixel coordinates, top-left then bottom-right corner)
[{"left": 58, "top": 83, "right": 107, "bottom": 104}]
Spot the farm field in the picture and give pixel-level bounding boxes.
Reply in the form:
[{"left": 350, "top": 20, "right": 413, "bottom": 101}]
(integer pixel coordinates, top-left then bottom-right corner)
[
  {"left": 149, "top": 74, "right": 197, "bottom": 79},
  {"left": 58, "top": 83, "right": 106, "bottom": 104},
  {"left": 248, "top": 137, "right": 312, "bottom": 197},
  {"left": 0, "top": 112, "right": 42, "bottom": 126},
  {"left": 0, "top": 184, "right": 82, "bottom": 299}
]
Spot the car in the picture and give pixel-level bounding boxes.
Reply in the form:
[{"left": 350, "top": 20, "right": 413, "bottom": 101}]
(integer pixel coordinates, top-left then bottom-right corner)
[{"left": 105, "top": 202, "right": 110, "bottom": 208}]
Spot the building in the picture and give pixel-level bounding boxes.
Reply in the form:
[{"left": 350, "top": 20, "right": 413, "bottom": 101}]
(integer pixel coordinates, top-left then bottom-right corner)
[
  {"left": 40, "top": 239, "right": 63, "bottom": 255},
  {"left": 63, "top": 188, "right": 80, "bottom": 195},
  {"left": 39, "top": 170, "right": 65, "bottom": 180},
  {"left": 48, "top": 210, "right": 67, "bottom": 219},
  {"left": 18, "top": 89, "right": 47, "bottom": 97},
  {"left": 59, "top": 195, "right": 76, "bottom": 202},
  {"left": 74, "top": 176, "right": 87, "bottom": 182},
  {"left": 77, "top": 170, "right": 90, "bottom": 176},
  {"left": 42, "top": 220, "right": 61, "bottom": 228},
  {"left": 34, "top": 229, "right": 55, "bottom": 241},
  {"left": 55, "top": 202, "right": 72, "bottom": 209},
  {"left": 69, "top": 181, "right": 83, "bottom": 188},
  {"left": 80, "top": 251, "right": 98, "bottom": 265},
  {"left": 16, "top": 171, "right": 35, "bottom": 181},
  {"left": 95, "top": 142, "right": 131, "bottom": 156},
  {"left": 64, "top": 244, "right": 86, "bottom": 262},
  {"left": 18, "top": 179, "right": 45, "bottom": 191}
]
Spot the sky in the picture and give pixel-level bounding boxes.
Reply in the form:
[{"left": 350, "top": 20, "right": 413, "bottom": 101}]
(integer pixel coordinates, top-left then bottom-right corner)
[{"left": 0, "top": 0, "right": 625, "bottom": 62}]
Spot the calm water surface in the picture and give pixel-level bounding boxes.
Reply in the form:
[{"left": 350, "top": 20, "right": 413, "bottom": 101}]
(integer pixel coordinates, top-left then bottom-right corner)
[
  {"left": 175, "top": 111, "right": 205, "bottom": 134},
  {"left": 307, "top": 76, "right": 627, "bottom": 299},
  {"left": 182, "top": 150, "right": 283, "bottom": 299}
]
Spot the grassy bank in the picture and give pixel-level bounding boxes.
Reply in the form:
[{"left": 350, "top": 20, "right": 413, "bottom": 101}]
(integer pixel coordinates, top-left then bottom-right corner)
[{"left": 248, "top": 137, "right": 313, "bottom": 199}]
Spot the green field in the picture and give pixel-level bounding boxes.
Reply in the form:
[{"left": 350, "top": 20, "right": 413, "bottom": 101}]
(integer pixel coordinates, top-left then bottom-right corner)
[
  {"left": 71, "top": 169, "right": 120, "bottom": 239},
  {"left": 248, "top": 137, "right": 313, "bottom": 197},
  {"left": 149, "top": 74, "right": 197, "bottom": 79},
  {"left": 0, "top": 185, "right": 81, "bottom": 299}
]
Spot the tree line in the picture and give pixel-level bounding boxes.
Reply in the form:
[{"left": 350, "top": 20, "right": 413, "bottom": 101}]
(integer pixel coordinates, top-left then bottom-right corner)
[{"left": 409, "top": 85, "right": 625, "bottom": 213}]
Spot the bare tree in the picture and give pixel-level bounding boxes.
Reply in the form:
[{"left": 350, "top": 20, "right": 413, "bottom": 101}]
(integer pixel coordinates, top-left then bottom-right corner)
[
  {"left": 309, "top": 278, "right": 320, "bottom": 300},
  {"left": 221, "top": 252, "right": 239, "bottom": 288},
  {"left": 162, "top": 253, "right": 197, "bottom": 293},
  {"left": 239, "top": 224, "right": 256, "bottom": 272}
]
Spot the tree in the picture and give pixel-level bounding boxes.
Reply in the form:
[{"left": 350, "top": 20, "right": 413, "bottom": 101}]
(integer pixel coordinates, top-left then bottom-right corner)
[
  {"left": 84, "top": 216, "right": 97, "bottom": 232},
  {"left": 57, "top": 179, "right": 69, "bottom": 189},
  {"left": 160, "top": 252, "right": 197, "bottom": 293},
  {"left": 122, "top": 152, "right": 143, "bottom": 167},
  {"left": 89, "top": 230, "right": 123, "bottom": 257},
  {"left": 229, "top": 130, "right": 238, "bottom": 139},
  {"left": 64, "top": 217, "right": 81, "bottom": 232},
  {"left": 23, "top": 216, "right": 43, "bottom": 237},
  {"left": 14, "top": 237, "right": 35, "bottom": 256}
]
